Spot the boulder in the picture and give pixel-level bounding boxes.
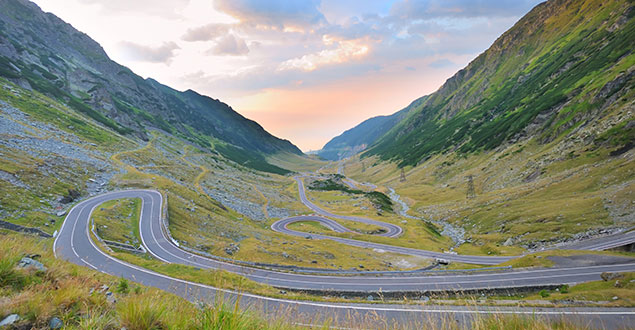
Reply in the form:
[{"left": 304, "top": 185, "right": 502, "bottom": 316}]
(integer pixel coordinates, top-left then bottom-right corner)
[
  {"left": 18, "top": 257, "right": 47, "bottom": 272},
  {"left": 0, "top": 314, "right": 20, "bottom": 327},
  {"left": 49, "top": 317, "right": 63, "bottom": 329}
]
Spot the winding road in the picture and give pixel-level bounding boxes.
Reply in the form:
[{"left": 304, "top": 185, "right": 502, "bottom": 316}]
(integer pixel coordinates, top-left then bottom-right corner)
[{"left": 53, "top": 181, "right": 635, "bottom": 328}]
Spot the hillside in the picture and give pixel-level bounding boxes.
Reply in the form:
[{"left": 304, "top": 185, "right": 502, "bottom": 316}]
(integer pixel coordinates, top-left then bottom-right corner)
[
  {"left": 0, "top": 0, "right": 301, "bottom": 174},
  {"left": 364, "top": 0, "right": 633, "bottom": 166},
  {"left": 317, "top": 96, "right": 427, "bottom": 160},
  {"left": 337, "top": 0, "right": 634, "bottom": 248}
]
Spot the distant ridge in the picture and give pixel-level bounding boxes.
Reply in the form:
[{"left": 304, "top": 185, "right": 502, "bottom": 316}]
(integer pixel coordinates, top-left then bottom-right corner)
[{"left": 318, "top": 96, "right": 428, "bottom": 160}]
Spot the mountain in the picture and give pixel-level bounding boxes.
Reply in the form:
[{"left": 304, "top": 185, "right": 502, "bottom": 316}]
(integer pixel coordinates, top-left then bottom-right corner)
[
  {"left": 317, "top": 96, "right": 427, "bottom": 160},
  {"left": 0, "top": 0, "right": 301, "bottom": 174},
  {"left": 362, "top": 0, "right": 633, "bottom": 166}
]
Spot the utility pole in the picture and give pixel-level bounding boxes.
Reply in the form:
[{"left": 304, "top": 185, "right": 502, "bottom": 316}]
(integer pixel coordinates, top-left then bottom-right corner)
[
  {"left": 466, "top": 175, "right": 475, "bottom": 199},
  {"left": 400, "top": 168, "right": 406, "bottom": 182}
]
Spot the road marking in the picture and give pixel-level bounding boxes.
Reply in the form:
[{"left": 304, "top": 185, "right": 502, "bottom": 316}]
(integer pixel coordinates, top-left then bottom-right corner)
[
  {"left": 55, "top": 189, "right": 635, "bottom": 321},
  {"left": 139, "top": 192, "right": 172, "bottom": 263}
]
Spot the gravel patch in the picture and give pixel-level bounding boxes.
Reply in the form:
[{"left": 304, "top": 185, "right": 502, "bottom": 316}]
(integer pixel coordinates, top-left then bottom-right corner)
[{"left": 203, "top": 186, "right": 266, "bottom": 221}]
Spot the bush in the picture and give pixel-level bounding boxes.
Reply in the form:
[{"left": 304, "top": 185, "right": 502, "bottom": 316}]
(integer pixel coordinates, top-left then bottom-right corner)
[
  {"left": 0, "top": 256, "right": 27, "bottom": 290},
  {"left": 559, "top": 284, "right": 569, "bottom": 294},
  {"left": 116, "top": 278, "right": 130, "bottom": 294},
  {"left": 539, "top": 289, "right": 550, "bottom": 298}
]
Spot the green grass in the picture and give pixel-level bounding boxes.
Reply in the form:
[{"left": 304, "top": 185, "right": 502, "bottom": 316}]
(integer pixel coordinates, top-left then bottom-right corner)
[
  {"left": 364, "top": 0, "right": 634, "bottom": 166},
  {"left": 0, "top": 232, "right": 612, "bottom": 329},
  {"left": 308, "top": 177, "right": 394, "bottom": 212},
  {"left": 92, "top": 198, "right": 142, "bottom": 245}
]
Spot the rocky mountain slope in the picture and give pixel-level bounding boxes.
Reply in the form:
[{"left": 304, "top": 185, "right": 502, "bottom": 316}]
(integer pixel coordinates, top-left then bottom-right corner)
[
  {"left": 362, "top": 0, "right": 633, "bottom": 166},
  {"left": 0, "top": 0, "right": 301, "bottom": 174},
  {"left": 317, "top": 96, "right": 427, "bottom": 160},
  {"left": 337, "top": 0, "right": 633, "bottom": 248}
]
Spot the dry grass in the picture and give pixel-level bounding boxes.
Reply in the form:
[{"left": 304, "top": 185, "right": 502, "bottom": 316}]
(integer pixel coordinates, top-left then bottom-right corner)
[{"left": 0, "top": 232, "right": 621, "bottom": 329}]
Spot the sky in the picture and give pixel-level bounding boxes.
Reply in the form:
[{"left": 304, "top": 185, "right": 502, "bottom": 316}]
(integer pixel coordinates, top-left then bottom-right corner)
[{"left": 33, "top": 0, "right": 543, "bottom": 152}]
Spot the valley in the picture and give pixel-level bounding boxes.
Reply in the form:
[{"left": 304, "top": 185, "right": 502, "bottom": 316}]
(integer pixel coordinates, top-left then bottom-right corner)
[{"left": 1, "top": 0, "right": 634, "bottom": 328}]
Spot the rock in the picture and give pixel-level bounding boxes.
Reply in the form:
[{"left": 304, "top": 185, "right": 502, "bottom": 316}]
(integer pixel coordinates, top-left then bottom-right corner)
[
  {"left": 612, "top": 296, "right": 619, "bottom": 300},
  {"left": 224, "top": 243, "right": 239, "bottom": 256},
  {"left": 56, "top": 211, "right": 66, "bottom": 217},
  {"left": 99, "top": 284, "right": 109, "bottom": 292},
  {"left": 282, "top": 252, "right": 289, "bottom": 258},
  {"left": 49, "top": 317, "right": 63, "bottom": 329},
  {"left": 420, "top": 296, "right": 430, "bottom": 302},
  {"left": 367, "top": 295, "right": 374, "bottom": 301},
  {"left": 279, "top": 290, "right": 287, "bottom": 294},
  {"left": 601, "top": 272, "right": 624, "bottom": 281},
  {"left": 311, "top": 260, "right": 317, "bottom": 264},
  {"left": 18, "top": 257, "right": 47, "bottom": 272},
  {"left": 106, "top": 292, "right": 116, "bottom": 304},
  {"left": 0, "top": 314, "right": 20, "bottom": 327},
  {"left": 614, "top": 280, "right": 624, "bottom": 288},
  {"left": 503, "top": 238, "right": 514, "bottom": 246},
  {"left": 358, "top": 264, "right": 364, "bottom": 269}
]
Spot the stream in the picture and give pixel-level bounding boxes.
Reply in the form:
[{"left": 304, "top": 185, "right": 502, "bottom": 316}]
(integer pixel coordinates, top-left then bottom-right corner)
[{"left": 387, "top": 188, "right": 466, "bottom": 249}]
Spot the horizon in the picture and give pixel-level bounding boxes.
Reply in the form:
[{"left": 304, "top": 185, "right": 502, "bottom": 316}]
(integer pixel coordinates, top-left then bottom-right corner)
[{"left": 32, "top": 0, "right": 543, "bottom": 151}]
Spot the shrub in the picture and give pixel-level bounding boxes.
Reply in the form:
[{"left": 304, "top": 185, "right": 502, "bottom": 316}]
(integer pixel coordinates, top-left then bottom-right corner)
[
  {"left": 0, "top": 256, "right": 27, "bottom": 290},
  {"left": 559, "top": 285, "right": 569, "bottom": 294},
  {"left": 116, "top": 278, "right": 130, "bottom": 294},
  {"left": 539, "top": 289, "right": 550, "bottom": 298}
]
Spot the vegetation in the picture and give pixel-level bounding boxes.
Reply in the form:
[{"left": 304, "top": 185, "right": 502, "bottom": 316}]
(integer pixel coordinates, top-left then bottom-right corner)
[
  {"left": 317, "top": 95, "right": 427, "bottom": 161},
  {"left": 365, "top": 0, "right": 634, "bottom": 167},
  {"left": 0, "top": 0, "right": 304, "bottom": 174},
  {"left": 92, "top": 198, "right": 142, "bottom": 245},
  {"left": 1, "top": 232, "right": 616, "bottom": 329},
  {"left": 308, "top": 177, "right": 394, "bottom": 212}
]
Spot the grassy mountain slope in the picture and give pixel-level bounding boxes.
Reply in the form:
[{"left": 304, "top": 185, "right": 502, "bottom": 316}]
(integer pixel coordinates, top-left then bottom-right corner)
[
  {"left": 335, "top": 0, "right": 634, "bottom": 249},
  {"left": 318, "top": 96, "right": 427, "bottom": 160},
  {"left": 365, "top": 0, "right": 634, "bottom": 166},
  {"left": 0, "top": 0, "right": 301, "bottom": 174}
]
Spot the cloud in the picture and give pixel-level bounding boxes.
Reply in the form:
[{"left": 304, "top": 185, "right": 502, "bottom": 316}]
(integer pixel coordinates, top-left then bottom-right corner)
[
  {"left": 78, "top": 0, "right": 189, "bottom": 18},
  {"left": 390, "top": 0, "right": 539, "bottom": 20},
  {"left": 182, "top": 23, "right": 231, "bottom": 41},
  {"left": 213, "top": 0, "right": 326, "bottom": 29},
  {"left": 278, "top": 35, "right": 370, "bottom": 71},
  {"left": 117, "top": 41, "right": 180, "bottom": 63},
  {"left": 207, "top": 34, "right": 250, "bottom": 56}
]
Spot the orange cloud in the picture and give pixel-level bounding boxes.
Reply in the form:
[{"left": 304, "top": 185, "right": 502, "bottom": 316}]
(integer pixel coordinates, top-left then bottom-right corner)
[{"left": 277, "top": 35, "right": 370, "bottom": 72}]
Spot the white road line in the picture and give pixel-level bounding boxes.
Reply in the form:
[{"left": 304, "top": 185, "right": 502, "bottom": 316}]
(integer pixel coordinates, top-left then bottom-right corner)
[
  {"left": 140, "top": 192, "right": 172, "bottom": 263},
  {"left": 54, "top": 189, "right": 635, "bottom": 320},
  {"left": 74, "top": 215, "right": 635, "bottom": 316}
]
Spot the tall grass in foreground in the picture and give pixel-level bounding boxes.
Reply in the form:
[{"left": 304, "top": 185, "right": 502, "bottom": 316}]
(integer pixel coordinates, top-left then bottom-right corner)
[{"left": 0, "top": 232, "right": 607, "bottom": 329}]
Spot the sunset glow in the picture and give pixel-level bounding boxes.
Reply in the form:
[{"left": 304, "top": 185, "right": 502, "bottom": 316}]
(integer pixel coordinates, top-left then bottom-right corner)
[{"left": 32, "top": 0, "right": 542, "bottom": 151}]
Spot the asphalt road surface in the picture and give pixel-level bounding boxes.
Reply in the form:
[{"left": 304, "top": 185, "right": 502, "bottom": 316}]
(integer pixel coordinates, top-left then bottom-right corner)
[{"left": 54, "top": 189, "right": 635, "bottom": 328}]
